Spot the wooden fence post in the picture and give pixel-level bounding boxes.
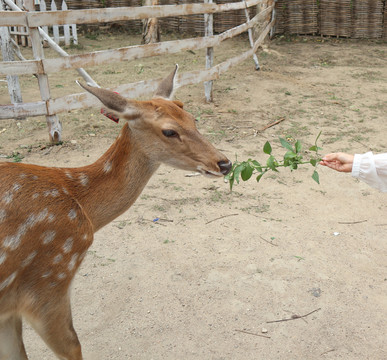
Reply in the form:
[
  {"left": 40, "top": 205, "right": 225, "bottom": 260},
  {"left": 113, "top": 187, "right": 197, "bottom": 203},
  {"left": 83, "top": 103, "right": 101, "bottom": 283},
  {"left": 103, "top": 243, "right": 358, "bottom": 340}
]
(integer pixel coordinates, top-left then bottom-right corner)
[
  {"left": 243, "top": 0, "right": 260, "bottom": 70},
  {"left": 24, "top": 0, "right": 62, "bottom": 143},
  {"left": 269, "top": 0, "right": 277, "bottom": 38},
  {"left": 142, "top": 0, "right": 160, "bottom": 44},
  {"left": 204, "top": 0, "right": 214, "bottom": 103},
  {"left": 0, "top": 0, "right": 23, "bottom": 108}
]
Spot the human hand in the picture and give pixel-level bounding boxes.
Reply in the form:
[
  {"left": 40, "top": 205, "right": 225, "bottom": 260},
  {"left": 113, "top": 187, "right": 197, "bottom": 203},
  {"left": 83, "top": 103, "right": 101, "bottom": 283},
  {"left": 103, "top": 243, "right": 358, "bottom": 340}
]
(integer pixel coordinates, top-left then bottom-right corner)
[{"left": 320, "top": 153, "right": 354, "bottom": 173}]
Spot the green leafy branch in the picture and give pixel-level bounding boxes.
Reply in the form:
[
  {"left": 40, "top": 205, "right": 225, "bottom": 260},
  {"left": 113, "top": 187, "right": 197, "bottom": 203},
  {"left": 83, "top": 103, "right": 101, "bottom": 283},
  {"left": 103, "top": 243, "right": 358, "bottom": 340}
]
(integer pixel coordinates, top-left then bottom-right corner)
[{"left": 225, "top": 132, "right": 323, "bottom": 191}]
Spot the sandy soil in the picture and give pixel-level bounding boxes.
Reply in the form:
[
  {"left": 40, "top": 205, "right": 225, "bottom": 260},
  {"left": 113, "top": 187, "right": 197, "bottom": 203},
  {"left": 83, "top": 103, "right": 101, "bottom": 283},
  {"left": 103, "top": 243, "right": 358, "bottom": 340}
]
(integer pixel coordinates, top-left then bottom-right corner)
[{"left": 0, "top": 33, "right": 386, "bottom": 359}]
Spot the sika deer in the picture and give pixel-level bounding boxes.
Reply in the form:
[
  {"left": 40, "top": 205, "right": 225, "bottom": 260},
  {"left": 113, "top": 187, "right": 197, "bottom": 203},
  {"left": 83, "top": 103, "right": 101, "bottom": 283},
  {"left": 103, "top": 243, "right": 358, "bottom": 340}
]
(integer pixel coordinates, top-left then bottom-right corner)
[{"left": 0, "top": 66, "right": 231, "bottom": 360}]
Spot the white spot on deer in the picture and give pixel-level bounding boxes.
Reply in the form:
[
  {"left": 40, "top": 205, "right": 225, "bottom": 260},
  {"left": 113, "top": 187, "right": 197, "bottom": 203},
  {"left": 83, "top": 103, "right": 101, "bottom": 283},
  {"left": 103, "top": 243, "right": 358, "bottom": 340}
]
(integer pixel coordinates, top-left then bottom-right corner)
[
  {"left": 42, "top": 230, "right": 56, "bottom": 245},
  {"left": 62, "top": 237, "right": 73, "bottom": 254},
  {"left": 35, "top": 208, "right": 49, "bottom": 223},
  {"left": 3, "top": 210, "right": 48, "bottom": 250},
  {"left": 79, "top": 173, "right": 89, "bottom": 186},
  {"left": 3, "top": 235, "right": 20, "bottom": 250},
  {"left": 68, "top": 209, "right": 77, "bottom": 221},
  {"left": 0, "top": 251, "right": 7, "bottom": 266},
  {"left": 0, "top": 209, "right": 6, "bottom": 223},
  {"left": 42, "top": 270, "right": 52, "bottom": 278},
  {"left": 57, "top": 273, "right": 66, "bottom": 280},
  {"left": 0, "top": 271, "right": 17, "bottom": 291},
  {"left": 103, "top": 161, "right": 112, "bottom": 173},
  {"left": 82, "top": 233, "right": 89, "bottom": 241},
  {"left": 19, "top": 174, "right": 27, "bottom": 179},
  {"left": 68, "top": 253, "right": 79, "bottom": 271},
  {"left": 13, "top": 183, "right": 22, "bottom": 192},
  {"left": 44, "top": 189, "right": 60, "bottom": 197},
  {"left": 62, "top": 187, "right": 69, "bottom": 195},
  {"left": 47, "top": 213, "right": 55, "bottom": 223},
  {"left": 79, "top": 251, "right": 87, "bottom": 263},
  {"left": 49, "top": 282, "right": 57, "bottom": 287},
  {"left": 53, "top": 254, "right": 63, "bottom": 264},
  {"left": 32, "top": 175, "right": 38, "bottom": 180},
  {"left": 65, "top": 171, "right": 73, "bottom": 179},
  {"left": 32, "top": 193, "right": 39, "bottom": 200},
  {"left": 2, "top": 191, "right": 13, "bottom": 205},
  {"left": 21, "top": 251, "right": 37, "bottom": 268}
]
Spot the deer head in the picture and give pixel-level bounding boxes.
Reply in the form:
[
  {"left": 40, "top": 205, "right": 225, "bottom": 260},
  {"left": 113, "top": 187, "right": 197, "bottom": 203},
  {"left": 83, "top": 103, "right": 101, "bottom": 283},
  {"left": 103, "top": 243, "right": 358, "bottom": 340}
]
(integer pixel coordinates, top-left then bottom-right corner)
[{"left": 77, "top": 65, "right": 232, "bottom": 177}]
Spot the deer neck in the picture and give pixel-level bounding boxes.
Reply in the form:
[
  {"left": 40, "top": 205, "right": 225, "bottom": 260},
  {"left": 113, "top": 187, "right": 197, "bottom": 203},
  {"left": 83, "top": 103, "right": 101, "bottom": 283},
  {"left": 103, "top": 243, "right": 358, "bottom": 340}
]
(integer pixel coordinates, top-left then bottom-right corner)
[{"left": 66, "top": 123, "right": 159, "bottom": 232}]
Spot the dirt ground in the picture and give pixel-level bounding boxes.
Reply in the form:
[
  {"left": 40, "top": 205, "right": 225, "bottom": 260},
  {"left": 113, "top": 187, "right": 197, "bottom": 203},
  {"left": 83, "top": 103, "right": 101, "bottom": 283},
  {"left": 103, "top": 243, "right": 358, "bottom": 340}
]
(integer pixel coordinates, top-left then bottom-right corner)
[{"left": 1, "top": 33, "right": 386, "bottom": 359}]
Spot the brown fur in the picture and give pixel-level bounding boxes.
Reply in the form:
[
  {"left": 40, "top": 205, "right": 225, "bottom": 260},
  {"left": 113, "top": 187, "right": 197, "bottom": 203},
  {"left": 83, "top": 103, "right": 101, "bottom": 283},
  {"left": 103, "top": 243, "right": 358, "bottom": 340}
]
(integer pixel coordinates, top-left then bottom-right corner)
[{"left": 0, "top": 68, "right": 230, "bottom": 359}]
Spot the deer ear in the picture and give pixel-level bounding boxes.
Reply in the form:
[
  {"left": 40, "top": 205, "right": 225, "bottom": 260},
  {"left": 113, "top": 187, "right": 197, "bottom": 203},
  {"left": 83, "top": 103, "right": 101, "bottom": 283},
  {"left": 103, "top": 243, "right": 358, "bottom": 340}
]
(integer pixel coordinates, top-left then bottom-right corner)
[
  {"left": 154, "top": 64, "right": 178, "bottom": 100},
  {"left": 76, "top": 81, "right": 142, "bottom": 120}
]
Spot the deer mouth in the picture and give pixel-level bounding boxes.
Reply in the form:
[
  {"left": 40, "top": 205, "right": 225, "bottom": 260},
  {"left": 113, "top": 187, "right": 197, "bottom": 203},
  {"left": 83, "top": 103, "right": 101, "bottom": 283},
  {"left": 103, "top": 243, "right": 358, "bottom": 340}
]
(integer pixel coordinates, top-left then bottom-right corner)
[{"left": 197, "top": 166, "right": 223, "bottom": 178}]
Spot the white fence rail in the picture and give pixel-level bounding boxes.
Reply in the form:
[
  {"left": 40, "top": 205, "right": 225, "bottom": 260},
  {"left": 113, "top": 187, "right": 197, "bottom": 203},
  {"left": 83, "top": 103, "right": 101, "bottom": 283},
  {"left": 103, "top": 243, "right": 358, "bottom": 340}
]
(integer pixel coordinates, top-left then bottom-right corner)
[{"left": 8, "top": 0, "right": 77, "bottom": 46}]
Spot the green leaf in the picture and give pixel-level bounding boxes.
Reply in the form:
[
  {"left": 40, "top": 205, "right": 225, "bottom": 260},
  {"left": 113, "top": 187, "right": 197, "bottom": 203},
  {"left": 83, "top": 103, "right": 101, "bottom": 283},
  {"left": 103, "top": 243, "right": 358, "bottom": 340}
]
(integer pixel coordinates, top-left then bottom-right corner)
[
  {"left": 310, "top": 159, "right": 317, "bottom": 167},
  {"left": 256, "top": 173, "right": 264, "bottom": 182},
  {"left": 315, "top": 130, "right": 322, "bottom": 144},
  {"left": 251, "top": 160, "right": 262, "bottom": 172},
  {"left": 266, "top": 155, "right": 278, "bottom": 171},
  {"left": 284, "top": 150, "right": 297, "bottom": 160},
  {"left": 263, "top": 141, "right": 272, "bottom": 155},
  {"left": 229, "top": 177, "right": 235, "bottom": 191},
  {"left": 233, "top": 163, "right": 245, "bottom": 184},
  {"left": 309, "top": 145, "right": 318, "bottom": 152},
  {"left": 241, "top": 164, "right": 253, "bottom": 181},
  {"left": 312, "top": 170, "right": 320, "bottom": 184},
  {"left": 279, "top": 137, "right": 294, "bottom": 151},
  {"left": 295, "top": 140, "right": 302, "bottom": 153}
]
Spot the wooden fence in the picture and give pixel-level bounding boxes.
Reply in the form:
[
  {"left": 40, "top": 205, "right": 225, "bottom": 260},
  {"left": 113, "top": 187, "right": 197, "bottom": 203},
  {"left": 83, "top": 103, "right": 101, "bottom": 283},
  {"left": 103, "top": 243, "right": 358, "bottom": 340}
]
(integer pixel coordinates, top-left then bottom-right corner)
[
  {"left": 9, "top": 0, "right": 78, "bottom": 46},
  {"left": 0, "top": 0, "right": 275, "bottom": 142},
  {"left": 274, "top": 0, "right": 387, "bottom": 39}
]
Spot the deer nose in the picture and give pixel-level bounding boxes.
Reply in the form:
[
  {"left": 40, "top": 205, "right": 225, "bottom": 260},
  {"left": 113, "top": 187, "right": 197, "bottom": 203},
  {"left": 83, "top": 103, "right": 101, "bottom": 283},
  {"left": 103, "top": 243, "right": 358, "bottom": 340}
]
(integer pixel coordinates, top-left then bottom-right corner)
[{"left": 218, "top": 160, "right": 232, "bottom": 175}]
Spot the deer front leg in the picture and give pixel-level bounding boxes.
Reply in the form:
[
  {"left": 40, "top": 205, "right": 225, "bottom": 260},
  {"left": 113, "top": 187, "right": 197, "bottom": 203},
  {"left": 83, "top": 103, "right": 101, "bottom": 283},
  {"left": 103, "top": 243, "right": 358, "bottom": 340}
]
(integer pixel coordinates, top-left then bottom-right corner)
[
  {"left": 25, "top": 294, "right": 82, "bottom": 360},
  {"left": 0, "top": 315, "right": 28, "bottom": 360}
]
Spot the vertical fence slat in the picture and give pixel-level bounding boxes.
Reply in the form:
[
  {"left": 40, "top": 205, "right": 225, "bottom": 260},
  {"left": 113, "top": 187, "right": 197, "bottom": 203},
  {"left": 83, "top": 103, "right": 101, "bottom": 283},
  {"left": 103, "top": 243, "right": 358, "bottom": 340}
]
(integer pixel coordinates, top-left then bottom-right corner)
[
  {"left": 62, "top": 0, "right": 70, "bottom": 45},
  {"left": 0, "top": 0, "right": 23, "bottom": 107},
  {"left": 39, "top": 0, "right": 49, "bottom": 36},
  {"left": 243, "top": 0, "right": 260, "bottom": 70},
  {"left": 269, "top": 0, "right": 277, "bottom": 37},
  {"left": 204, "top": 0, "right": 214, "bottom": 103},
  {"left": 24, "top": 0, "right": 62, "bottom": 143},
  {"left": 71, "top": 23, "right": 78, "bottom": 45},
  {"left": 51, "top": 0, "right": 60, "bottom": 44},
  {"left": 16, "top": 0, "right": 25, "bottom": 46}
]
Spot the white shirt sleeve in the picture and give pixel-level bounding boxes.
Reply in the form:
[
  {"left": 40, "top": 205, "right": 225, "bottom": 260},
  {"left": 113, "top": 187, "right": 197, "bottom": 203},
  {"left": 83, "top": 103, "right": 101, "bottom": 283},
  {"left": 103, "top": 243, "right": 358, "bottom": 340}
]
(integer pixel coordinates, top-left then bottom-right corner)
[{"left": 351, "top": 152, "right": 387, "bottom": 192}]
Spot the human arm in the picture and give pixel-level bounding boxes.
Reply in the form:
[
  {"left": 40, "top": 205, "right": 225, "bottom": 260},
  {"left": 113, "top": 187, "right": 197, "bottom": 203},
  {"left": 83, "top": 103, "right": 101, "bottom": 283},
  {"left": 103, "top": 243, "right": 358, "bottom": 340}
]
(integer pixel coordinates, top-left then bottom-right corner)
[
  {"left": 321, "top": 151, "right": 387, "bottom": 192},
  {"left": 320, "top": 153, "right": 354, "bottom": 173}
]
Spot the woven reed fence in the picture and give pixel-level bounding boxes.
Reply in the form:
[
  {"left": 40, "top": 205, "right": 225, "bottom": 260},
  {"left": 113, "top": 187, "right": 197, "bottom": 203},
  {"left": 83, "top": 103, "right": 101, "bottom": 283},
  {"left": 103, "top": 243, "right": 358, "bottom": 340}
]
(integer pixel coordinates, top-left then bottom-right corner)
[
  {"left": 42, "top": 0, "right": 387, "bottom": 39},
  {"left": 275, "top": 0, "right": 387, "bottom": 39},
  {"left": 40, "top": 0, "right": 259, "bottom": 34}
]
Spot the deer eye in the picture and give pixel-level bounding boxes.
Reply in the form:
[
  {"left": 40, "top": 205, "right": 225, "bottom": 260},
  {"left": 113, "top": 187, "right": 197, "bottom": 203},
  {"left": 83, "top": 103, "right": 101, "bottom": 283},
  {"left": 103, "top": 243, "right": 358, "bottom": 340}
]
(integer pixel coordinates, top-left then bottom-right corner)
[{"left": 162, "top": 129, "right": 179, "bottom": 138}]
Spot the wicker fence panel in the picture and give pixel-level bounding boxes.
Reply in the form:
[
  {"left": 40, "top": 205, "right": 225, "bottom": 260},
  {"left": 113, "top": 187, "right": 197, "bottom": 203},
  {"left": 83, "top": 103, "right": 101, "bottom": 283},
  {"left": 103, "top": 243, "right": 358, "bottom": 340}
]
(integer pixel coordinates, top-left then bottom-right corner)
[
  {"left": 214, "top": 0, "right": 256, "bottom": 34},
  {"left": 158, "top": 0, "right": 185, "bottom": 34},
  {"left": 352, "top": 0, "right": 384, "bottom": 39},
  {"left": 275, "top": 0, "right": 387, "bottom": 39},
  {"left": 384, "top": 4, "right": 387, "bottom": 39},
  {"left": 319, "top": 0, "right": 352, "bottom": 37},
  {"left": 275, "top": 0, "right": 317, "bottom": 35},
  {"left": 64, "top": 0, "right": 144, "bottom": 31},
  {"left": 34, "top": 0, "right": 387, "bottom": 39}
]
